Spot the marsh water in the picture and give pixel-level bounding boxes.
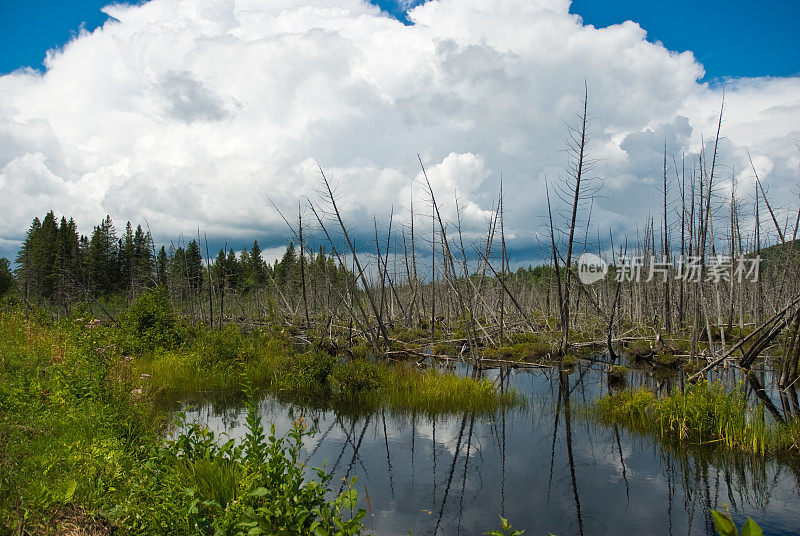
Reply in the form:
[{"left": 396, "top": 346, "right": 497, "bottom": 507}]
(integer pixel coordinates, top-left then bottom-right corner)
[{"left": 181, "top": 362, "right": 800, "bottom": 535}]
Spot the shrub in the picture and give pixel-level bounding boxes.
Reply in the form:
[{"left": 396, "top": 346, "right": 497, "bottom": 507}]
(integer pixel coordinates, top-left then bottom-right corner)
[
  {"left": 278, "top": 351, "right": 338, "bottom": 392},
  {"left": 119, "top": 286, "right": 182, "bottom": 352},
  {"left": 196, "top": 324, "right": 246, "bottom": 366}
]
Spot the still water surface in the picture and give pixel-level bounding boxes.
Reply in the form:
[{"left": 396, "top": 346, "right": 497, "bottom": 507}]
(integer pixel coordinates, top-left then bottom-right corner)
[{"left": 182, "top": 363, "right": 800, "bottom": 535}]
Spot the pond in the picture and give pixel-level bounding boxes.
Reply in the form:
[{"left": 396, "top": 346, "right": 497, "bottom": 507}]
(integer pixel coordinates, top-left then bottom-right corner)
[{"left": 181, "top": 362, "right": 800, "bottom": 535}]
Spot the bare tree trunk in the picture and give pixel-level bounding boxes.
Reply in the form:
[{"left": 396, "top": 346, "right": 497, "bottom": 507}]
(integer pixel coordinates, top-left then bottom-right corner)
[{"left": 560, "top": 83, "right": 590, "bottom": 355}]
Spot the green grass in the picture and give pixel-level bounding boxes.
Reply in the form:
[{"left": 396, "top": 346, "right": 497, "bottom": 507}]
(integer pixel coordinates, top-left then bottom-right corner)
[
  {"left": 608, "top": 365, "right": 629, "bottom": 384},
  {"left": 596, "top": 381, "right": 800, "bottom": 457},
  {"left": 131, "top": 349, "right": 517, "bottom": 415},
  {"left": 379, "top": 363, "right": 518, "bottom": 414},
  {"left": 0, "top": 308, "right": 166, "bottom": 533}
]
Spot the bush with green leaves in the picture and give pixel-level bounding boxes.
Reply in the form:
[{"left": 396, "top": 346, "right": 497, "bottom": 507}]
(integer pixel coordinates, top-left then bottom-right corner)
[
  {"left": 278, "top": 350, "right": 339, "bottom": 392},
  {"left": 119, "top": 286, "right": 184, "bottom": 352},
  {"left": 129, "top": 394, "right": 367, "bottom": 536}
]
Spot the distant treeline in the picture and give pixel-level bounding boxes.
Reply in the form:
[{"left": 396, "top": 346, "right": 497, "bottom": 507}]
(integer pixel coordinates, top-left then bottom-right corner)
[{"left": 8, "top": 211, "right": 348, "bottom": 312}]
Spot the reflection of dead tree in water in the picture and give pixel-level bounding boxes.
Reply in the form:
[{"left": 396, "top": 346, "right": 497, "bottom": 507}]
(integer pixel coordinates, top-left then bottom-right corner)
[
  {"left": 456, "top": 413, "right": 476, "bottom": 536},
  {"left": 338, "top": 414, "right": 371, "bottom": 495},
  {"left": 381, "top": 410, "right": 396, "bottom": 501},
  {"left": 558, "top": 371, "right": 583, "bottom": 536},
  {"left": 433, "top": 413, "right": 469, "bottom": 535}
]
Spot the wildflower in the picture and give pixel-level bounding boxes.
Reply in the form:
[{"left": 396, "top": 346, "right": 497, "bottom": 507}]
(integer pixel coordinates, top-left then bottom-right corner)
[
  {"left": 140, "top": 373, "right": 150, "bottom": 380},
  {"left": 123, "top": 356, "right": 133, "bottom": 363}
]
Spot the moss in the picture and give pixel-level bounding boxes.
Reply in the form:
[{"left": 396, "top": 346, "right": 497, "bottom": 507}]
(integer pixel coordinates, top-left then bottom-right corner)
[
  {"left": 653, "top": 352, "right": 682, "bottom": 368},
  {"left": 432, "top": 341, "right": 459, "bottom": 355},
  {"left": 626, "top": 339, "right": 654, "bottom": 359},
  {"left": 484, "top": 333, "right": 552, "bottom": 362}
]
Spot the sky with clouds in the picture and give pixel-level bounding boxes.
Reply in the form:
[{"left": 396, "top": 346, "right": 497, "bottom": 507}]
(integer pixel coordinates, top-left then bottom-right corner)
[{"left": 1, "top": 0, "right": 798, "bottom": 265}]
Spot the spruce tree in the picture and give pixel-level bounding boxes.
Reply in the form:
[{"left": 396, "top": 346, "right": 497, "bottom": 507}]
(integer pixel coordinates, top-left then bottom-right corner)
[
  {"left": 251, "top": 240, "right": 267, "bottom": 287},
  {"left": 0, "top": 258, "right": 13, "bottom": 298},
  {"left": 119, "top": 222, "right": 135, "bottom": 292},
  {"left": 157, "top": 246, "right": 168, "bottom": 286},
  {"left": 185, "top": 240, "right": 203, "bottom": 290},
  {"left": 88, "top": 215, "right": 119, "bottom": 294}
]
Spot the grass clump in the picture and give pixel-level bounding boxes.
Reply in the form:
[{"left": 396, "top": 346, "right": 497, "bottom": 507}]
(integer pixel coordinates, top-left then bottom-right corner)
[
  {"left": 379, "top": 364, "right": 518, "bottom": 414},
  {"left": 595, "top": 381, "right": 800, "bottom": 456},
  {"left": 0, "top": 308, "right": 163, "bottom": 532},
  {"left": 328, "top": 359, "right": 382, "bottom": 398}
]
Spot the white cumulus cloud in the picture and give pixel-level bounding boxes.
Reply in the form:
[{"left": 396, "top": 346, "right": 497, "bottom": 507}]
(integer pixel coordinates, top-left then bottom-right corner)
[{"left": 1, "top": 0, "right": 798, "bottom": 261}]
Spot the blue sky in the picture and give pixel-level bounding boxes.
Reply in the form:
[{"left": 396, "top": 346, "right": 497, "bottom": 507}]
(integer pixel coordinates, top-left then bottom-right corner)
[{"left": 2, "top": 0, "right": 798, "bottom": 79}]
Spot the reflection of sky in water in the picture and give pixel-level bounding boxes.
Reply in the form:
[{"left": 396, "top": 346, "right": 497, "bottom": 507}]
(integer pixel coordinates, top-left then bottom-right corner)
[{"left": 181, "top": 364, "right": 800, "bottom": 536}]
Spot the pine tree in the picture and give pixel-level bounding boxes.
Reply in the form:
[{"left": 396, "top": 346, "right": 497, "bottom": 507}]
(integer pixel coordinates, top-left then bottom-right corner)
[
  {"left": 88, "top": 215, "right": 119, "bottom": 294},
  {"left": 185, "top": 240, "right": 203, "bottom": 290},
  {"left": 56, "top": 216, "right": 81, "bottom": 304},
  {"left": 238, "top": 247, "right": 253, "bottom": 292},
  {"left": 213, "top": 249, "right": 227, "bottom": 292},
  {"left": 274, "top": 242, "right": 297, "bottom": 290},
  {"left": 0, "top": 258, "right": 13, "bottom": 298},
  {"left": 251, "top": 240, "right": 267, "bottom": 287},
  {"left": 157, "top": 246, "right": 168, "bottom": 286},
  {"left": 133, "top": 225, "right": 153, "bottom": 291},
  {"left": 15, "top": 213, "right": 60, "bottom": 301},
  {"left": 15, "top": 217, "right": 41, "bottom": 300},
  {"left": 119, "top": 222, "right": 135, "bottom": 292},
  {"left": 225, "top": 249, "right": 239, "bottom": 290}
]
